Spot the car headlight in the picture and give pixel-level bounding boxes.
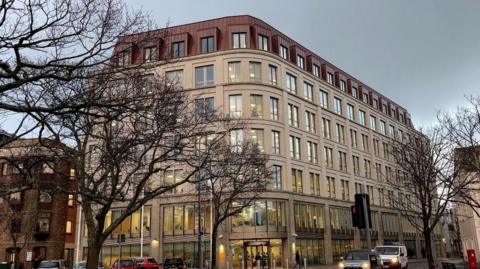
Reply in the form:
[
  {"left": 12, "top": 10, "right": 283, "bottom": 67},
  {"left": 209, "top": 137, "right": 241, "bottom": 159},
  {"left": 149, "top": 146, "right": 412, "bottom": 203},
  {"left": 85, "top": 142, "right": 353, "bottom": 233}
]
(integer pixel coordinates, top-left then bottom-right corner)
[
  {"left": 338, "top": 262, "right": 345, "bottom": 268},
  {"left": 362, "top": 262, "right": 370, "bottom": 268},
  {"left": 391, "top": 257, "right": 398, "bottom": 264}
]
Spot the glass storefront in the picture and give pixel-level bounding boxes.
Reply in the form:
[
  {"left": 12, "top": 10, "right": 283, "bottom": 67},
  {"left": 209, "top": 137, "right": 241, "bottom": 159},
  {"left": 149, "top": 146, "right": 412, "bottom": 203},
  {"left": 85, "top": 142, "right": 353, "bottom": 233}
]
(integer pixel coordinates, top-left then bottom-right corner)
[
  {"left": 231, "top": 200, "right": 286, "bottom": 233},
  {"left": 294, "top": 203, "right": 325, "bottom": 233},
  {"left": 163, "top": 241, "right": 210, "bottom": 268},
  {"left": 297, "top": 239, "right": 325, "bottom": 265},
  {"left": 231, "top": 239, "right": 283, "bottom": 269},
  {"left": 332, "top": 239, "right": 353, "bottom": 262},
  {"left": 163, "top": 203, "right": 211, "bottom": 236},
  {"left": 98, "top": 244, "right": 150, "bottom": 266}
]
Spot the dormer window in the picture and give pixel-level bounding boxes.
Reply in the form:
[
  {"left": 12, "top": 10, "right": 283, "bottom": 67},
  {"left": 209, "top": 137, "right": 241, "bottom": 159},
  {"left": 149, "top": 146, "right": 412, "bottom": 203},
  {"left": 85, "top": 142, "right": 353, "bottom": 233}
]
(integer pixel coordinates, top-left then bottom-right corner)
[
  {"left": 362, "top": 92, "right": 369, "bottom": 103},
  {"left": 297, "top": 55, "right": 305, "bottom": 69},
  {"left": 258, "top": 35, "right": 269, "bottom": 51},
  {"left": 232, "top": 33, "right": 246, "bottom": 49},
  {"left": 327, "top": 72, "right": 334, "bottom": 85},
  {"left": 313, "top": 64, "right": 320, "bottom": 77},
  {"left": 171, "top": 41, "right": 185, "bottom": 58},
  {"left": 118, "top": 51, "right": 130, "bottom": 66},
  {"left": 280, "top": 45, "right": 288, "bottom": 60},
  {"left": 201, "top": 36, "right": 214, "bottom": 53},
  {"left": 144, "top": 46, "right": 157, "bottom": 62},
  {"left": 340, "top": 80, "right": 346, "bottom": 91},
  {"left": 352, "top": 87, "right": 358, "bottom": 98}
]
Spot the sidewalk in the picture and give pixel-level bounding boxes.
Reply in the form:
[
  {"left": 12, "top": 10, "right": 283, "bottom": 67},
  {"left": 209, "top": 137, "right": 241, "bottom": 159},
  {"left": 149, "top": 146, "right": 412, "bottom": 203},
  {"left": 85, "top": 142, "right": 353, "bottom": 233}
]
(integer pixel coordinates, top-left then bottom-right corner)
[{"left": 305, "top": 258, "right": 466, "bottom": 269}]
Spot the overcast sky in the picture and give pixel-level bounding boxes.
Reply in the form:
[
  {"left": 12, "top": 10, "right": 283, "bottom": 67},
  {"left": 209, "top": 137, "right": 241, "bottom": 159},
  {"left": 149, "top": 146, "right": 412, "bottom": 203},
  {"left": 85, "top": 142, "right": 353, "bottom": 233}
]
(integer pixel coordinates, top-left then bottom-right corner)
[{"left": 127, "top": 0, "right": 480, "bottom": 128}]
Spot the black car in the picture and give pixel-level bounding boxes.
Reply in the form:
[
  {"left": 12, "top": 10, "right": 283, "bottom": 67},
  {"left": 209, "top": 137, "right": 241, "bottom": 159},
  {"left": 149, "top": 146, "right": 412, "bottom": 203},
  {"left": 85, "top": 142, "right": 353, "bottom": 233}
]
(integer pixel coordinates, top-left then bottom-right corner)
[{"left": 163, "top": 258, "right": 186, "bottom": 269}]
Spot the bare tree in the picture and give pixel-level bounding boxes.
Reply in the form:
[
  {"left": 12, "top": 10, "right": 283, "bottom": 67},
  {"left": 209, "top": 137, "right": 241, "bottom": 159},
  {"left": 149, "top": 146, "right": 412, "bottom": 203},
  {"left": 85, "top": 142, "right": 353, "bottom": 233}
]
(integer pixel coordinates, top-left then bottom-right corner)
[
  {"left": 386, "top": 127, "right": 479, "bottom": 269},
  {"left": 33, "top": 69, "right": 264, "bottom": 269},
  {"left": 199, "top": 140, "right": 270, "bottom": 269}
]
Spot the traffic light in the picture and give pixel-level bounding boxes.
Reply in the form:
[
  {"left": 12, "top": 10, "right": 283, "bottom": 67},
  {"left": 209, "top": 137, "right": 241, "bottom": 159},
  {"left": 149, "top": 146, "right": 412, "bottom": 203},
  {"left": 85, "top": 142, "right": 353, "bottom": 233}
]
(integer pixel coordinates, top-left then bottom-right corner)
[{"left": 352, "top": 193, "right": 372, "bottom": 229}]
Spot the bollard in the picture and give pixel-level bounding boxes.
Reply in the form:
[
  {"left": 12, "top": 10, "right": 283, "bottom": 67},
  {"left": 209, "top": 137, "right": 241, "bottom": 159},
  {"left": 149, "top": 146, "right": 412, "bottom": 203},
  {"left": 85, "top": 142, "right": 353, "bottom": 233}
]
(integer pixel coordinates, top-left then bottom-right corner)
[
  {"left": 257, "top": 261, "right": 260, "bottom": 269},
  {"left": 286, "top": 259, "right": 289, "bottom": 269},
  {"left": 273, "top": 259, "right": 276, "bottom": 269},
  {"left": 303, "top": 258, "right": 306, "bottom": 269},
  {"left": 226, "top": 261, "right": 229, "bottom": 269},
  {"left": 241, "top": 259, "right": 245, "bottom": 269}
]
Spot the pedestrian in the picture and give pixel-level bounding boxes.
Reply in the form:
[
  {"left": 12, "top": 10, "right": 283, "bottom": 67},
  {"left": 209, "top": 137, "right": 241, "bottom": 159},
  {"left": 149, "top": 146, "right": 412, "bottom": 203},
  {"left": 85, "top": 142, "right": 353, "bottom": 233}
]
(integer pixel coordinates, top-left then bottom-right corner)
[
  {"left": 295, "top": 251, "right": 301, "bottom": 269},
  {"left": 255, "top": 252, "right": 261, "bottom": 268},
  {"left": 32, "top": 257, "right": 40, "bottom": 269}
]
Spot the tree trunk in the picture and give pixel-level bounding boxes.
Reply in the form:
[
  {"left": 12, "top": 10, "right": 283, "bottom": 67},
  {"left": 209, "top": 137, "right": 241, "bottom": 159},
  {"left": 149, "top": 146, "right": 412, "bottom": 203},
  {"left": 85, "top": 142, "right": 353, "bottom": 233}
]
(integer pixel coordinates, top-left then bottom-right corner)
[
  {"left": 423, "top": 230, "right": 435, "bottom": 269},
  {"left": 210, "top": 226, "right": 218, "bottom": 269},
  {"left": 86, "top": 236, "right": 104, "bottom": 269}
]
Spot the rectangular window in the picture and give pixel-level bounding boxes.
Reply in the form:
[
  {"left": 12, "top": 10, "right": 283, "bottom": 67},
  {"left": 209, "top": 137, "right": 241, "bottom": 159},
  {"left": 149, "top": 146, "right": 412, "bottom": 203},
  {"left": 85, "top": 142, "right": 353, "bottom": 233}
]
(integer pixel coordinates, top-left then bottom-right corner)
[
  {"left": 363, "top": 159, "right": 372, "bottom": 178},
  {"left": 280, "top": 45, "right": 288, "bottom": 60},
  {"left": 230, "top": 129, "right": 243, "bottom": 153},
  {"left": 118, "top": 51, "right": 130, "bottom": 66},
  {"left": 336, "top": 124, "right": 345, "bottom": 144},
  {"left": 350, "top": 129, "right": 358, "bottom": 148},
  {"left": 271, "top": 130, "right": 280, "bottom": 155},
  {"left": 166, "top": 69, "right": 184, "bottom": 86},
  {"left": 291, "top": 169, "right": 303, "bottom": 193},
  {"left": 327, "top": 72, "right": 334, "bottom": 85},
  {"left": 324, "top": 147, "right": 333, "bottom": 168},
  {"left": 313, "top": 64, "right": 320, "bottom": 77},
  {"left": 67, "top": 194, "right": 74, "bottom": 207},
  {"left": 272, "top": 165, "right": 282, "bottom": 190},
  {"left": 341, "top": 180, "right": 350, "bottom": 201},
  {"left": 327, "top": 176, "right": 336, "bottom": 198},
  {"left": 270, "top": 97, "right": 279, "bottom": 120},
  {"left": 297, "top": 55, "right": 305, "bottom": 69},
  {"left": 307, "top": 141, "right": 318, "bottom": 164},
  {"left": 347, "top": 104, "right": 354, "bottom": 121},
  {"left": 171, "top": 41, "right": 185, "bottom": 58},
  {"left": 229, "top": 95, "right": 242, "bottom": 118},
  {"left": 195, "top": 65, "right": 214, "bottom": 87},
  {"left": 37, "top": 212, "right": 51, "bottom": 233},
  {"left": 195, "top": 97, "right": 215, "bottom": 121},
  {"left": 333, "top": 97, "right": 342, "bottom": 115},
  {"left": 303, "top": 82, "right": 313, "bottom": 101},
  {"left": 305, "top": 111, "right": 316, "bottom": 133},
  {"left": 370, "top": 115, "right": 377, "bottom": 130},
  {"left": 249, "top": 62, "right": 261, "bottom": 81},
  {"left": 288, "top": 104, "right": 299, "bottom": 127},
  {"left": 322, "top": 118, "right": 331, "bottom": 139},
  {"left": 320, "top": 90, "right": 328, "bottom": 108},
  {"left": 200, "top": 36, "right": 214, "bottom": 53},
  {"left": 310, "top": 173, "right": 321, "bottom": 196},
  {"left": 375, "top": 163, "right": 382, "bottom": 181},
  {"left": 144, "top": 46, "right": 157, "bottom": 62},
  {"left": 389, "top": 125, "right": 396, "bottom": 138},
  {"left": 380, "top": 120, "right": 386, "bottom": 135},
  {"left": 351, "top": 87, "right": 358, "bottom": 98},
  {"left": 359, "top": 110, "right": 366, "bottom": 126},
  {"left": 258, "top": 35, "right": 269, "bottom": 51},
  {"left": 340, "top": 80, "right": 346, "bottom": 91},
  {"left": 338, "top": 151, "right": 347, "bottom": 172},
  {"left": 362, "top": 134, "right": 369, "bottom": 152},
  {"left": 352, "top": 156, "right": 360, "bottom": 176},
  {"left": 286, "top": 73, "right": 297, "bottom": 94},
  {"left": 383, "top": 142, "right": 390, "bottom": 160},
  {"left": 289, "top": 136, "right": 301, "bottom": 159},
  {"left": 373, "top": 139, "right": 380, "bottom": 156},
  {"left": 250, "top": 129, "right": 264, "bottom": 152},
  {"left": 250, "top": 94, "right": 263, "bottom": 118},
  {"left": 66, "top": 221, "right": 72, "bottom": 234},
  {"left": 232, "top": 33, "right": 246, "bottom": 49},
  {"left": 228, "top": 62, "right": 241, "bottom": 83},
  {"left": 268, "top": 65, "right": 277, "bottom": 85},
  {"left": 355, "top": 183, "right": 363, "bottom": 194}
]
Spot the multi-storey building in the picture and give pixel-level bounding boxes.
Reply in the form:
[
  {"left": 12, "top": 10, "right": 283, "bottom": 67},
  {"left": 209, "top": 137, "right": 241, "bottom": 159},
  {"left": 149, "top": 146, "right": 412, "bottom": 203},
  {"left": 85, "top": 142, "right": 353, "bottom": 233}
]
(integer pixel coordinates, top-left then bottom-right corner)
[
  {"left": 0, "top": 138, "right": 77, "bottom": 269},
  {"left": 75, "top": 15, "right": 445, "bottom": 267}
]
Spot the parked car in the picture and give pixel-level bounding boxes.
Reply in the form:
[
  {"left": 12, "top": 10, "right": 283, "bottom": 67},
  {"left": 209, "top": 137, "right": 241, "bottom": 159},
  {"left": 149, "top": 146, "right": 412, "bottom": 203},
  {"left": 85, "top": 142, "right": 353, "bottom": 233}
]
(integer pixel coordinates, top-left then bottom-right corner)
[
  {"left": 162, "top": 258, "right": 186, "bottom": 269},
  {"left": 38, "top": 260, "right": 67, "bottom": 269},
  {"left": 133, "top": 257, "right": 160, "bottom": 269},
  {"left": 74, "top": 261, "right": 105, "bottom": 269},
  {"left": 110, "top": 259, "right": 136, "bottom": 269},
  {"left": 338, "top": 250, "right": 383, "bottom": 269},
  {"left": 375, "top": 245, "right": 408, "bottom": 269}
]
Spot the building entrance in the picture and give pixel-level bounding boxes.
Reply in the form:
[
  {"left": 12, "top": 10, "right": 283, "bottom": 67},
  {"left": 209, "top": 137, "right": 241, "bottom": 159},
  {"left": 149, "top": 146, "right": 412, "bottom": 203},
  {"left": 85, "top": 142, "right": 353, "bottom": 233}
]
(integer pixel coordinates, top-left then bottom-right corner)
[{"left": 244, "top": 241, "right": 270, "bottom": 269}]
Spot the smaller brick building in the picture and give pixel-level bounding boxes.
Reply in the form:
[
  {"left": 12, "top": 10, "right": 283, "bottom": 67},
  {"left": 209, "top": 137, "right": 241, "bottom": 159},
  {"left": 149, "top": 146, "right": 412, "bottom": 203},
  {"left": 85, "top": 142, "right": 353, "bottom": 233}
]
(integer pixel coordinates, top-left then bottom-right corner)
[{"left": 0, "top": 138, "right": 77, "bottom": 269}]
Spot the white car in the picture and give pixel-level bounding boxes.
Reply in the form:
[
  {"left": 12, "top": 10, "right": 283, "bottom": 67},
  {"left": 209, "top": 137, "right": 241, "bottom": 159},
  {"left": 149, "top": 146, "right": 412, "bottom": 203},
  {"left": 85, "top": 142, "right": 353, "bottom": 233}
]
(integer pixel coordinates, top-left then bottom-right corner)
[{"left": 374, "top": 245, "right": 408, "bottom": 269}]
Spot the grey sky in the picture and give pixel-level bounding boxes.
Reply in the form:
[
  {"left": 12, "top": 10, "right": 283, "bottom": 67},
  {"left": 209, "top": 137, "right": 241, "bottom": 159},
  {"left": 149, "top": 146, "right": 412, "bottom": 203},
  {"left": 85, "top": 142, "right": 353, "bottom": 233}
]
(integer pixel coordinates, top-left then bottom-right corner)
[{"left": 127, "top": 0, "right": 480, "bottom": 128}]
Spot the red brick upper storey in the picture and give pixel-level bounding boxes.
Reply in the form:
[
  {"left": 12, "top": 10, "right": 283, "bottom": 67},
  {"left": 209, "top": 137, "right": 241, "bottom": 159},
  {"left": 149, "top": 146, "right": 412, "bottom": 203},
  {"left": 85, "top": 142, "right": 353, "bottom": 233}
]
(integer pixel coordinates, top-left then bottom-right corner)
[{"left": 114, "top": 15, "right": 413, "bottom": 128}]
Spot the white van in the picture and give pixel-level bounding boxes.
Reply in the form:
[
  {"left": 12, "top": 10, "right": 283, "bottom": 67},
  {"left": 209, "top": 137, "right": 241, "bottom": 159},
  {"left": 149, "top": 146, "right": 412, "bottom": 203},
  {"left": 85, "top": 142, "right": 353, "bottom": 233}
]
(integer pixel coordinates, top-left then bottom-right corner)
[{"left": 374, "top": 245, "right": 408, "bottom": 269}]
